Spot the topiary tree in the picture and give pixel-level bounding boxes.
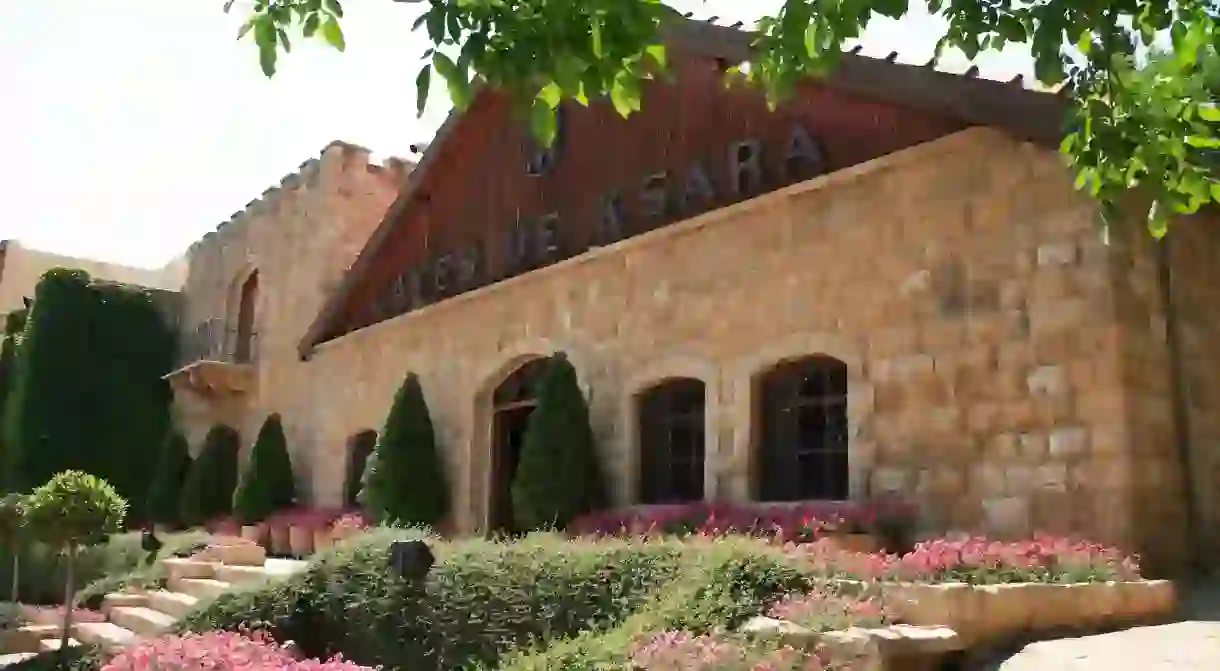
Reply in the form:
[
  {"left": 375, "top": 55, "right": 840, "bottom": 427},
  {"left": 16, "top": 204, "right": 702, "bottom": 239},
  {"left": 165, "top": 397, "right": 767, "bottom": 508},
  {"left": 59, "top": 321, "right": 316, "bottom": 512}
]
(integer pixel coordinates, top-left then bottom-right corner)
[
  {"left": 21, "top": 471, "right": 126, "bottom": 654},
  {"left": 145, "top": 430, "right": 192, "bottom": 529},
  {"left": 233, "top": 414, "right": 297, "bottom": 526},
  {"left": 0, "top": 493, "right": 25, "bottom": 601},
  {"left": 363, "top": 373, "right": 449, "bottom": 526},
  {"left": 511, "top": 353, "right": 606, "bottom": 531},
  {"left": 179, "top": 425, "right": 240, "bottom": 529}
]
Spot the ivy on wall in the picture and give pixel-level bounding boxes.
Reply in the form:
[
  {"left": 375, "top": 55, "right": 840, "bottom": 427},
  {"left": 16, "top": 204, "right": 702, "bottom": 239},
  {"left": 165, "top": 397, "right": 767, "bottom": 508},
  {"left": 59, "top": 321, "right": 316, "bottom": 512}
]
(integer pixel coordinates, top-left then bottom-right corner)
[{"left": 3, "top": 269, "right": 177, "bottom": 522}]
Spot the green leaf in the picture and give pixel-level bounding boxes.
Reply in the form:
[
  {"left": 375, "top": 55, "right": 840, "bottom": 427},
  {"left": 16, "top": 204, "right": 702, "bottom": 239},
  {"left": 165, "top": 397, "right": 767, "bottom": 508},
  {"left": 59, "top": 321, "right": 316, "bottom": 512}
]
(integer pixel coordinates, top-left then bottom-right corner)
[
  {"left": 237, "top": 19, "right": 255, "bottom": 40},
  {"left": 1199, "top": 104, "right": 1220, "bottom": 122},
  {"left": 325, "top": 0, "right": 343, "bottom": 18},
  {"left": 538, "top": 82, "right": 562, "bottom": 109},
  {"left": 258, "top": 42, "right": 277, "bottom": 78},
  {"left": 1186, "top": 135, "right": 1220, "bottom": 148},
  {"left": 873, "top": 0, "right": 909, "bottom": 20},
  {"left": 415, "top": 65, "right": 432, "bottom": 118},
  {"left": 531, "top": 98, "right": 558, "bottom": 147},
  {"left": 321, "top": 17, "right": 346, "bottom": 51},
  {"left": 303, "top": 13, "right": 320, "bottom": 38},
  {"left": 1210, "top": 182, "right": 1220, "bottom": 202},
  {"left": 645, "top": 44, "right": 667, "bottom": 69}
]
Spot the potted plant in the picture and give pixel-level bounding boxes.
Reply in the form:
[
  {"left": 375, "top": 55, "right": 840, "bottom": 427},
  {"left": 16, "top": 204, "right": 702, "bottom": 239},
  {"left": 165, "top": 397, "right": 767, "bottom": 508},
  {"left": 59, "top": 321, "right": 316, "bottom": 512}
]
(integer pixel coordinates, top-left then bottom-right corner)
[{"left": 287, "top": 509, "right": 317, "bottom": 557}]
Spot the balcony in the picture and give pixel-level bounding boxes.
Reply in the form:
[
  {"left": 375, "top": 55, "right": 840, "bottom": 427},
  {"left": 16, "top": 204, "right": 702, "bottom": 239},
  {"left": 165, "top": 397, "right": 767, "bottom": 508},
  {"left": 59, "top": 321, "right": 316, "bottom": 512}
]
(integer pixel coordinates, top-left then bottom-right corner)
[{"left": 165, "top": 318, "right": 257, "bottom": 397}]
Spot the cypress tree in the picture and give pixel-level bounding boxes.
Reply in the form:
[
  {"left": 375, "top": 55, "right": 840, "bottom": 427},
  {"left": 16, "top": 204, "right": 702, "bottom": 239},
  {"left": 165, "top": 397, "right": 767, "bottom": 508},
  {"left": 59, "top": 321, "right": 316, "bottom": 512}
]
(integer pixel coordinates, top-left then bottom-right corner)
[
  {"left": 511, "top": 353, "right": 607, "bottom": 531},
  {"left": 179, "top": 424, "right": 240, "bottom": 528},
  {"left": 233, "top": 414, "right": 297, "bottom": 525},
  {"left": 2, "top": 269, "right": 174, "bottom": 519},
  {"left": 0, "top": 308, "right": 27, "bottom": 492},
  {"left": 146, "top": 429, "right": 192, "bottom": 528},
  {"left": 364, "top": 373, "right": 448, "bottom": 526}
]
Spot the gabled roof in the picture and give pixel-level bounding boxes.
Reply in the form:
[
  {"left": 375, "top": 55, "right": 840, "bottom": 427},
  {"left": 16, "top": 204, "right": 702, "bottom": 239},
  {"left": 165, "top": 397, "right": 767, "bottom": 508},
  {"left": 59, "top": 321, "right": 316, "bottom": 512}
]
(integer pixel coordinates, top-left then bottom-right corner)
[{"left": 297, "top": 17, "right": 1069, "bottom": 358}]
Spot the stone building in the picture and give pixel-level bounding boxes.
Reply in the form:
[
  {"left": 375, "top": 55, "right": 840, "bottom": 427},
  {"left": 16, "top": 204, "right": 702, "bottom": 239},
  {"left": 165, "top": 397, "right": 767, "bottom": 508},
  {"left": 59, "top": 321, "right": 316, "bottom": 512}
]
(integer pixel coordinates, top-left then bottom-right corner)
[{"left": 163, "top": 19, "right": 1219, "bottom": 574}]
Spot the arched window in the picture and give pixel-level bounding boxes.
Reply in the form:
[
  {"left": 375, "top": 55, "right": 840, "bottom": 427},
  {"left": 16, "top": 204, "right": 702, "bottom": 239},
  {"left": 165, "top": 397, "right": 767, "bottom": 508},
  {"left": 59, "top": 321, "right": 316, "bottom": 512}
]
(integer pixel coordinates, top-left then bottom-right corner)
[
  {"left": 757, "top": 356, "right": 849, "bottom": 501},
  {"left": 489, "top": 358, "right": 550, "bottom": 532},
  {"left": 637, "top": 378, "right": 706, "bottom": 504},
  {"left": 344, "top": 430, "right": 378, "bottom": 507},
  {"left": 234, "top": 271, "right": 259, "bottom": 364}
]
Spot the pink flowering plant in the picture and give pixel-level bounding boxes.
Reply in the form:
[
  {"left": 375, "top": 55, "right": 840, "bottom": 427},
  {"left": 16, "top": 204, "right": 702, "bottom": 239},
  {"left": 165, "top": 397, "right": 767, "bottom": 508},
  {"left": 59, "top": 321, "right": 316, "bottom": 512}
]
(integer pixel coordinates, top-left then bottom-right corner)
[
  {"left": 765, "top": 586, "right": 889, "bottom": 632},
  {"left": 102, "top": 629, "right": 379, "bottom": 671},
  {"left": 628, "top": 631, "right": 838, "bottom": 670},
  {"left": 787, "top": 534, "right": 1141, "bottom": 584}
]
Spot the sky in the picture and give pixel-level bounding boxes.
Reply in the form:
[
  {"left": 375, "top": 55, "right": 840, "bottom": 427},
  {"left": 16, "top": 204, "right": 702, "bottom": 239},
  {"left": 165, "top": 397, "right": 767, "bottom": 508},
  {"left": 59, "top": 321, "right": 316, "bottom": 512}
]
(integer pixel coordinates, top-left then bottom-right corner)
[{"left": 0, "top": 0, "right": 1034, "bottom": 270}]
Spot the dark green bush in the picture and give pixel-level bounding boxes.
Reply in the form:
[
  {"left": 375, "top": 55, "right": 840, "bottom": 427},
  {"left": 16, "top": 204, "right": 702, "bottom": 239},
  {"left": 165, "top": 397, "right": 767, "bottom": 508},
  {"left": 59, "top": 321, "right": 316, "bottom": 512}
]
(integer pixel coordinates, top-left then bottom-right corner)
[
  {"left": 180, "top": 424, "right": 240, "bottom": 528},
  {"left": 363, "top": 374, "right": 448, "bottom": 526},
  {"left": 0, "top": 307, "right": 26, "bottom": 492},
  {"left": 146, "top": 430, "right": 192, "bottom": 528},
  {"left": 179, "top": 531, "right": 687, "bottom": 671},
  {"left": 233, "top": 414, "right": 296, "bottom": 525},
  {"left": 511, "top": 354, "right": 606, "bottom": 531},
  {"left": 3, "top": 270, "right": 175, "bottom": 522}
]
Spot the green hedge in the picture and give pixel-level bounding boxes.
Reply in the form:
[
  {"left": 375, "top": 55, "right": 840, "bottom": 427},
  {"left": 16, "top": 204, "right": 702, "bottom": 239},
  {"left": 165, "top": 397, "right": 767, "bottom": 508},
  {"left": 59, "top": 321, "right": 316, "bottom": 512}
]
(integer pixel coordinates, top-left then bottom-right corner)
[
  {"left": 177, "top": 532, "right": 827, "bottom": 671},
  {"left": 179, "top": 531, "right": 690, "bottom": 670},
  {"left": 0, "top": 530, "right": 209, "bottom": 606},
  {"left": 2, "top": 269, "right": 175, "bottom": 519}
]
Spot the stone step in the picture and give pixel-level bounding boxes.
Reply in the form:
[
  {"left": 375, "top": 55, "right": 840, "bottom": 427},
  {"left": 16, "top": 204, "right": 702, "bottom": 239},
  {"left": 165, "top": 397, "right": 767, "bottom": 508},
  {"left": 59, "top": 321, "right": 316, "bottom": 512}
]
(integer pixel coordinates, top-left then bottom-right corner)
[
  {"left": 171, "top": 577, "right": 233, "bottom": 600},
  {"left": 214, "top": 564, "right": 272, "bottom": 585},
  {"left": 147, "top": 590, "right": 199, "bottom": 618},
  {"left": 72, "top": 622, "right": 141, "bottom": 650},
  {"left": 101, "top": 592, "right": 149, "bottom": 616},
  {"left": 6, "top": 625, "right": 59, "bottom": 653},
  {"left": 161, "top": 557, "right": 217, "bottom": 581},
  {"left": 37, "top": 637, "right": 79, "bottom": 652},
  {"left": 108, "top": 606, "right": 177, "bottom": 637}
]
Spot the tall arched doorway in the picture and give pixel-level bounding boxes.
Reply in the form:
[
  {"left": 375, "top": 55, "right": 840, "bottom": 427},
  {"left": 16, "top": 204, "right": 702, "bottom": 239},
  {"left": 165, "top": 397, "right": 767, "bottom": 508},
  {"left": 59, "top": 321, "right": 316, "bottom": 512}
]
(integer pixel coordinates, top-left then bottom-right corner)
[
  {"left": 234, "top": 271, "right": 259, "bottom": 363},
  {"left": 489, "top": 357, "right": 549, "bottom": 532}
]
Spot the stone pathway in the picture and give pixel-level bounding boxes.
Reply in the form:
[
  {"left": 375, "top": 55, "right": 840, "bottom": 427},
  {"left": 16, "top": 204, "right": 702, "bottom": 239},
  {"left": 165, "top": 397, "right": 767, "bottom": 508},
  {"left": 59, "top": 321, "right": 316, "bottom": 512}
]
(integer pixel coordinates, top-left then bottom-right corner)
[{"left": 995, "top": 578, "right": 1220, "bottom": 670}]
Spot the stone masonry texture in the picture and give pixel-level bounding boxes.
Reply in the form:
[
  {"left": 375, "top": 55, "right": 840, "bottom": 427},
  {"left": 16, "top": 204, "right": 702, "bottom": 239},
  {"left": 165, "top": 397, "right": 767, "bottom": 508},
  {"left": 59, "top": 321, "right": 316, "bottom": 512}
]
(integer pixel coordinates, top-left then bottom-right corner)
[{"left": 172, "top": 127, "right": 1213, "bottom": 575}]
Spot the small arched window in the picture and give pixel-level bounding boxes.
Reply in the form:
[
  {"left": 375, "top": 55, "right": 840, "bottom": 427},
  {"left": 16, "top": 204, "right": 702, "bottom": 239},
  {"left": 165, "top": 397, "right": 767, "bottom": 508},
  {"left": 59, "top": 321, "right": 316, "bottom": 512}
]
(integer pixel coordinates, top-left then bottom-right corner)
[
  {"left": 638, "top": 378, "right": 706, "bottom": 504},
  {"left": 757, "top": 356, "right": 849, "bottom": 501}
]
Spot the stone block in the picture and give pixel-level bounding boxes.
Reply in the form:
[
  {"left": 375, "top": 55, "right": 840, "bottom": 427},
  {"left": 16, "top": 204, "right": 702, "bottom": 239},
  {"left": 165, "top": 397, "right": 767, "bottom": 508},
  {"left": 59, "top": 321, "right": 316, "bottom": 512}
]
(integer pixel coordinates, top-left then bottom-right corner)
[
  {"left": 981, "top": 496, "right": 1030, "bottom": 536},
  {"left": 1048, "top": 427, "right": 1089, "bottom": 458},
  {"left": 1026, "top": 365, "right": 1068, "bottom": 396},
  {"left": 971, "top": 584, "right": 1034, "bottom": 643},
  {"left": 1037, "top": 242, "right": 1079, "bottom": 267}
]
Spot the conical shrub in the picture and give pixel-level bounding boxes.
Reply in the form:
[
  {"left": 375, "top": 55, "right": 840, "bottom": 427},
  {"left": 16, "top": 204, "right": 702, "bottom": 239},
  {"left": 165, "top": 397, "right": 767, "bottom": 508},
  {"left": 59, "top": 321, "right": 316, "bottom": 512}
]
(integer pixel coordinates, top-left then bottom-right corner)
[
  {"left": 511, "top": 353, "right": 606, "bottom": 531},
  {"left": 233, "top": 414, "right": 297, "bottom": 525},
  {"left": 364, "top": 373, "right": 448, "bottom": 526},
  {"left": 146, "top": 429, "right": 191, "bottom": 527},
  {"left": 179, "top": 424, "right": 240, "bottom": 528}
]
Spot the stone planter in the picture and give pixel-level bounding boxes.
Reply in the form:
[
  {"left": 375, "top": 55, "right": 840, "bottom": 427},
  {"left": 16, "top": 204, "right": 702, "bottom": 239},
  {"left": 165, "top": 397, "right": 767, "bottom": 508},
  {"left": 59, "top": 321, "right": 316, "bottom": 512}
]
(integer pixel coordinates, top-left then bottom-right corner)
[
  {"left": 269, "top": 525, "right": 292, "bottom": 556},
  {"left": 313, "top": 527, "right": 334, "bottom": 553},
  {"left": 881, "top": 580, "right": 1176, "bottom": 645},
  {"left": 240, "top": 524, "right": 266, "bottom": 546},
  {"left": 288, "top": 525, "right": 314, "bottom": 557},
  {"left": 823, "top": 532, "right": 882, "bottom": 554}
]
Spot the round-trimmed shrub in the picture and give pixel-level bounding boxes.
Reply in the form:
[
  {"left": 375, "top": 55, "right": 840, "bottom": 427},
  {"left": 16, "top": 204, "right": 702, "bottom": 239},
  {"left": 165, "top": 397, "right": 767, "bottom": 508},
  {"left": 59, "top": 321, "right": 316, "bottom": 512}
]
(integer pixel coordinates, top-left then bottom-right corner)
[{"left": 22, "top": 471, "right": 127, "bottom": 652}]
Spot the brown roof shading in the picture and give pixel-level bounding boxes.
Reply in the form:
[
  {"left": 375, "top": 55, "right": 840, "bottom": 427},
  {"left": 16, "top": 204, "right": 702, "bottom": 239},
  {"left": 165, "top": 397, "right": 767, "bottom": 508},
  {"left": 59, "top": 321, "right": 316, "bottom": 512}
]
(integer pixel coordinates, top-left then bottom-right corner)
[{"left": 297, "top": 17, "right": 1069, "bottom": 357}]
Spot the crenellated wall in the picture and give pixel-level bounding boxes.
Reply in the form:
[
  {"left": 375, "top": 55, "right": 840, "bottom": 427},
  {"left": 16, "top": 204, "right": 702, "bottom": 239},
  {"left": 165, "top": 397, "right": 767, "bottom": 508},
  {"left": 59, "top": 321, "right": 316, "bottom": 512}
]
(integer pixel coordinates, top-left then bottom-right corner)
[{"left": 173, "top": 140, "right": 412, "bottom": 457}]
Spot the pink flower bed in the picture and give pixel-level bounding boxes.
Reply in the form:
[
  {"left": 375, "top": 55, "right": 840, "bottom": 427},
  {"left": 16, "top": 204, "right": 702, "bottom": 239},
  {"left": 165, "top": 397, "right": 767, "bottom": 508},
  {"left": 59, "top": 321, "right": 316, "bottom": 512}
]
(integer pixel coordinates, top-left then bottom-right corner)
[
  {"left": 629, "top": 631, "right": 834, "bottom": 670},
  {"left": 789, "top": 534, "right": 1141, "bottom": 584},
  {"left": 570, "top": 499, "right": 915, "bottom": 543},
  {"left": 102, "top": 630, "right": 377, "bottom": 671},
  {"left": 766, "top": 586, "right": 889, "bottom": 632}
]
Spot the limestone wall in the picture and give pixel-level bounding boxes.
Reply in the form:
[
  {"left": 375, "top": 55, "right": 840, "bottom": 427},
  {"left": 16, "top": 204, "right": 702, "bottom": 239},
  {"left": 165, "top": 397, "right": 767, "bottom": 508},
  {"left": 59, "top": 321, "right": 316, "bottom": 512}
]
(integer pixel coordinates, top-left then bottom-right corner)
[
  {"left": 174, "top": 141, "right": 410, "bottom": 453},
  {"left": 289, "top": 127, "right": 1186, "bottom": 570}
]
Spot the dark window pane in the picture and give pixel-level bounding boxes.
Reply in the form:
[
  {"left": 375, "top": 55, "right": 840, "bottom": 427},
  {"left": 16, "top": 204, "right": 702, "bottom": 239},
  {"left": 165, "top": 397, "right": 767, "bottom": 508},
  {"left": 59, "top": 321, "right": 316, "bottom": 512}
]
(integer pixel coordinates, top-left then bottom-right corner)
[
  {"left": 638, "top": 379, "right": 706, "bottom": 504},
  {"left": 759, "top": 357, "right": 850, "bottom": 502}
]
